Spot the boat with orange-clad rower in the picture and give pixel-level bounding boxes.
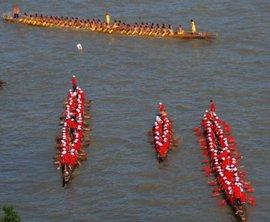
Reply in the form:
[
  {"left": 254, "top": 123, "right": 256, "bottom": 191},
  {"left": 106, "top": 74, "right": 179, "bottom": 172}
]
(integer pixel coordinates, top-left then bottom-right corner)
[{"left": 2, "top": 6, "right": 217, "bottom": 41}]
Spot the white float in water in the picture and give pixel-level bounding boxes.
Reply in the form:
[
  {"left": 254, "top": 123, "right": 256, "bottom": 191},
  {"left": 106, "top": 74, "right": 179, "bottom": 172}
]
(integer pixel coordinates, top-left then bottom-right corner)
[{"left": 77, "top": 43, "right": 83, "bottom": 51}]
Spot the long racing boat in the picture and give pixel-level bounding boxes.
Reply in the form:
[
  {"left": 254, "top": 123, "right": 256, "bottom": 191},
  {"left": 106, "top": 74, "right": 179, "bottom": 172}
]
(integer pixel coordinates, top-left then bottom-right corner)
[
  {"left": 54, "top": 75, "right": 91, "bottom": 187},
  {"left": 3, "top": 11, "right": 216, "bottom": 41},
  {"left": 151, "top": 103, "right": 178, "bottom": 162},
  {"left": 194, "top": 101, "right": 255, "bottom": 221}
]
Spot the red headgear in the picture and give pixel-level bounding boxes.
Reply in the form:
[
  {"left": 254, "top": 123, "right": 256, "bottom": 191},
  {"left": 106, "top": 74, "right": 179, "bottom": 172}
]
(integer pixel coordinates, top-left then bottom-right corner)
[{"left": 158, "top": 102, "right": 165, "bottom": 112}]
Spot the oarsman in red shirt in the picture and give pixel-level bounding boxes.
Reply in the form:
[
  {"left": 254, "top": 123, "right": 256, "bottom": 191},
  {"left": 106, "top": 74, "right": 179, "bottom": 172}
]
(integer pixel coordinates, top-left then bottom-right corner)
[
  {"left": 66, "top": 116, "right": 78, "bottom": 138},
  {"left": 221, "top": 156, "right": 232, "bottom": 169},
  {"left": 61, "top": 151, "right": 71, "bottom": 165},
  {"left": 155, "top": 141, "right": 163, "bottom": 152},
  {"left": 71, "top": 75, "right": 77, "bottom": 92},
  {"left": 73, "top": 139, "right": 81, "bottom": 150},
  {"left": 69, "top": 152, "right": 78, "bottom": 167},
  {"left": 66, "top": 116, "right": 78, "bottom": 128},
  {"left": 232, "top": 183, "right": 244, "bottom": 206},
  {"left": 205, "top": 111, "right": 212, "bottom": 120},
  {"left": 154, "top": 126, "right": 163, "bottom": 139},
  {"left": 218, "top": 149, "right": 230, "bottom": 160},
  {"left": 224, "top": 169, "right": 234, "bottom": 181},
  {"left": 157, "top": 143, "right": 168, "bottom": 160},
  {"left": 201, "top": 118, "right": 210, "bottom": 128}
]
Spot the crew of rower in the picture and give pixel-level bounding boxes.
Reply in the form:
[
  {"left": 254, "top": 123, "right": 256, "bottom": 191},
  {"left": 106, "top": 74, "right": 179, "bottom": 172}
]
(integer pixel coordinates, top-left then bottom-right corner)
[
  {"left": 200, "top": 101, "right": 255, "bottom": 212},
  {"left": 55, "top": 75, "right": 90, "bottom": 171},
  {"left": 153, "top": 103, "right": 173, "bottom": 160},
  {"left": 11, "top": 6, "right": 201, "bottom": 37}
]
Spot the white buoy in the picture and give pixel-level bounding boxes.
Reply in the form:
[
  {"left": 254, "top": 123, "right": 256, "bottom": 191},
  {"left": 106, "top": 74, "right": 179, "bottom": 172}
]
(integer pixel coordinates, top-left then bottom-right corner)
[{"left": 77, "top": 43, "right": 83, "bottom": 51}]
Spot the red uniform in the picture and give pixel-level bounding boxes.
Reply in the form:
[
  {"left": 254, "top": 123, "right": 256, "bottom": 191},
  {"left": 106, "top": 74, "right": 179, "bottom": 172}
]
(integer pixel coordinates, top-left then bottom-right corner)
[
  {"left": 201, "top": 120, "right": 208, "bottom": 128},
  {"left": 205, "top": 112, "right": 212, "bottom": 120},
  {"left": 74, "top": 140, "right": 81, "bottom": 150},
  {"left": 158, "top": 144, "right": 168, "bottom": 157},
  {"left": 218, "top": 150, "right": 229, "bottom": 160},
  {"left": 61, "top": 153, "right": 70, "bottom": 165},
  {"left": 232, "top": 184, "right": 242, "bottom": 200},
  {"left": 219, "top": 139, "right": 227, "bottom": 148},
  {"left": 225, "top": 171, "right": 234, "bottom": 181},
  {"left": 67, "top": 119, "right": 78, "bottom": 129},
  {"left": 69, "top": 153, "right": 77, "bottom": 166},
  {"left": 221, "top": 158, "right": 232, "bottom": 169}
]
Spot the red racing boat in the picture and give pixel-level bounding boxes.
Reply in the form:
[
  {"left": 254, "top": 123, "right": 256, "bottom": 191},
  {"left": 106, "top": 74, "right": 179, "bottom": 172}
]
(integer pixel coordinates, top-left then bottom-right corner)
[
  {"left": 152, "top": 103, "right": 176, "bottom": 162},
  {"left": 194, "top": 101, "right": 255, "bottom": 221},
  {"left": 54, "top": 75, "right": 91, "bottom": 187}
]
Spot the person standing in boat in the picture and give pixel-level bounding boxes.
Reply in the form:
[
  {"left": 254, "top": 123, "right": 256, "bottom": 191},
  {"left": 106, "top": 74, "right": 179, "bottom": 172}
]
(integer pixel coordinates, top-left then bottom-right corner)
[
  {"left": 190, "top": 19, "right": 196, "bottom": 34},
  {"left": 210, "top": 100, "right": 216, "bottom": 113},
  {"left": 71, "top": 75, "right": 77, "bottom": 92},
  {"left": 158, "top": 102, "right": 166, "bottom": 116},
  {"left": 12, "top": 5, "right": 21, "bottom": 18},
  {"left": 105, "top": 11, "right": 110, "bottom": 25}
]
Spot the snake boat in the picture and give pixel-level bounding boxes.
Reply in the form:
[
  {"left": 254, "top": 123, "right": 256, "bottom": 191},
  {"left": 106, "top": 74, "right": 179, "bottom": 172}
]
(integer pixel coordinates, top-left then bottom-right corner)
[
  {"left": 152, "top": 103, "right": 176, "bottom": 162},
  {"left": 3, "top": 12, "right": 216, "bottom": 41},
  {"left": 194, "top": 104, "right": 255, "bottom": 221},
  {"left": 54, "top": 76, "right": 91, "bottom": 187}
]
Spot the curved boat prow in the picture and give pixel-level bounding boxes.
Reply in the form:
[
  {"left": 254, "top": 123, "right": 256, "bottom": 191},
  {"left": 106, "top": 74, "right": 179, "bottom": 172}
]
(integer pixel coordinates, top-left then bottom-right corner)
[{"left": 2, "top": 13, "right": 17, "bottom": 23}]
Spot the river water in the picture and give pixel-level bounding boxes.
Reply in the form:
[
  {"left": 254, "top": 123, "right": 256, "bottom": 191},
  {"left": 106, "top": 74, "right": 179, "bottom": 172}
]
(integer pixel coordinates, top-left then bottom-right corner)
[{"left": 0, "top": 1, "right": 269, "bottom": 221}]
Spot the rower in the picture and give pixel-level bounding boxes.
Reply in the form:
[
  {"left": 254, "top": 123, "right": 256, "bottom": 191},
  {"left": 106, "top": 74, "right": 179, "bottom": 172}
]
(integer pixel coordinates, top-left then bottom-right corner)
[
  {"left": 168, "top": 25, "right": 174, "bottom": 36},
  {"left": 232, "top": 183, "right": 244, "bottom": 206},
  {"left": 177, "top": 25, "right": 185, "bottom": 35},
  {"left": 12, "top": 5, "right": 21, "bottom": 18},
  {"left": 190, "top": 19, "right": 197, "bottom": 34},
  {"left": 105, "top": 11, "right": 110, "bottom": 25}
]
